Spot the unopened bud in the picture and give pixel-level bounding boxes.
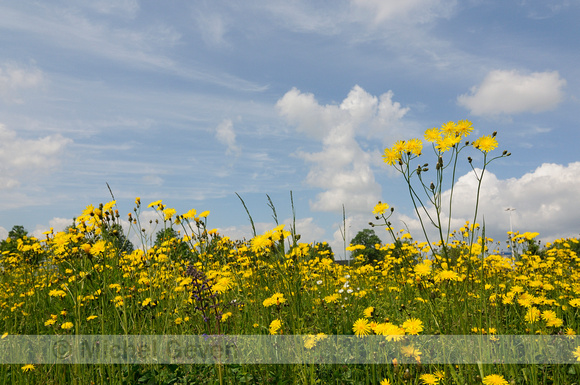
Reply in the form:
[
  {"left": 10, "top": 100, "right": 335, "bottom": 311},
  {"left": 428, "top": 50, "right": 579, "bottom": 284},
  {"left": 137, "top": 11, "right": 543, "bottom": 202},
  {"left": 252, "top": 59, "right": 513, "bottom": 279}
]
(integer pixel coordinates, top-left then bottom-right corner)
[
  {"left": 391, "top": 207, "right": 394, "bottom": 212},
  {"left": 465, "top": 141, "right": 469, "bottom": 145},
  {"left": 492, "top": 131, "right": 497, "bottom": 137},
  {"left": 430, "top": 182, "right": 435, "bottom": 190},
  {"left": 507, "top": 152, "right": 511, "bottom": 156},
  {"left": 423, "top": 168, "right": 429, "bottom": 172},
  {"left": 423, "top": 163, "right": 429, "bottom": 168},
  {"left": 502, "top": 150, "right": 508, "bottom": 156}
]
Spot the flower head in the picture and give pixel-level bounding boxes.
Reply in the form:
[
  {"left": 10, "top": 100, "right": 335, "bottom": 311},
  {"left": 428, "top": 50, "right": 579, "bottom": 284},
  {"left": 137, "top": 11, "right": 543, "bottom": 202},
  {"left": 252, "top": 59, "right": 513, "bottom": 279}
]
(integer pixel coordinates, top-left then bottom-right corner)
[
  {"left": 424, "top": 127, "right": 441, "bottom": 142},
  {"left": 419, "top": 373, "right": 439, "bottom": 384},
  {"left": 455, "top": 119, "right": 473, "bottom": 137},
  {"left": 269, "top": 319, "right": 283, "bottom": 335},
  {"left": 352, "top": 318, "right": 371, "bottom": 337},
  {"left": 372, "top": 202, "right": 389, "bottom": 215},
  {"left": 382, "top": 147, "right": 401, "bottom": 166},
  {"left": 473, "top": 135, "right": 498, "bottom": 153},
  {"left": 482, "top": 374, "right": 509, "bottom": 385},
  {"left": 405, "top": 138, "right": 423, "bottom": 156}
]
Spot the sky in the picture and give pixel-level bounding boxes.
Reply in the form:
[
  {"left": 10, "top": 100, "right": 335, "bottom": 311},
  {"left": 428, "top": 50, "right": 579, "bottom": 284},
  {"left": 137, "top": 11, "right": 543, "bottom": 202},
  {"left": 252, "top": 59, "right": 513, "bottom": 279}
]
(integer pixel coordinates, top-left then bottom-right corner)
[{"left": 1, "top": 0, "right": 579, "bottom": 259}]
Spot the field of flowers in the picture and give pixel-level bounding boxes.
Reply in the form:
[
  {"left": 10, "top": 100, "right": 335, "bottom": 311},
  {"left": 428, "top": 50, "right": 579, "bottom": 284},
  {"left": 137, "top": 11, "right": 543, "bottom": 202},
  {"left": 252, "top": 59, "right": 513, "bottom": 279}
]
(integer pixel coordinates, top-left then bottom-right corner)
[{"left": 2, "top": 121, "right": 580, "bottom": 384}]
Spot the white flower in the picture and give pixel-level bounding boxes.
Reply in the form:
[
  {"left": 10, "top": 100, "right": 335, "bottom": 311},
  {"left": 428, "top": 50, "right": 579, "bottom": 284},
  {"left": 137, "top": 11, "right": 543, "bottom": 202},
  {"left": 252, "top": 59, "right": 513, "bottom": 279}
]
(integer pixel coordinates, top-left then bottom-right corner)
[
  {"left": 338, "top": 289, "right": 344, "bottom": 294},
  {"left": 316, "top": 280, "right": 323, "bottom": 285},
  {"left": 347, "top": 289, "right": 353, "bottom": 294}
]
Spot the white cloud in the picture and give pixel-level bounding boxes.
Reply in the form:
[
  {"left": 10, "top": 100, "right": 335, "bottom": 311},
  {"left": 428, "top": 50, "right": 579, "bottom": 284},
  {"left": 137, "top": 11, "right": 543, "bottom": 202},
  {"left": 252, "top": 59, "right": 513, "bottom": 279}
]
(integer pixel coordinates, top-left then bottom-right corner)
[
  {"left": 0, "top": 124, "right": 72, "bottom": 190},
  {"left": 0, "top": 63, "right": 44, "bottom": 103},
  {"left": 31, "top": 217, "right": 73, "bottom": 239},
  {"left": 82, "top": 0, "right": 140, "bottom": 18},
  {"left": 277, "top": 85, "right": 409, "bottom": 213},
  {"left": 215, "top": 119, "right": 241, "bottom": 156},
  {"left": 351, "top": 0, "right": 456, "bottom": 24},
  {"left": 458, "top": 69, "right": 566, "bottom": 116},
  {"left": 195, "top": 11, "right": 229, "bottom": 47},
  {"left": 394, "top": 162, "right": 580, "bottom": 246}
]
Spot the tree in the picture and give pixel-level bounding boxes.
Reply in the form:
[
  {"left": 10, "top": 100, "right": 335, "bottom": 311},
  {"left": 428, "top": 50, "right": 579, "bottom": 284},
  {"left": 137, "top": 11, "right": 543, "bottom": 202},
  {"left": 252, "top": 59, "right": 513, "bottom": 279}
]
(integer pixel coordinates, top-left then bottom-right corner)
[
  {"left": 154, "top": 227, "right": 192, "bottom": 260},
  {"left": 0, "top": 225, "right": 29, "bottom": 253},
  {"left": 349, "top": 228, "right": 386, "bottom": 264}
]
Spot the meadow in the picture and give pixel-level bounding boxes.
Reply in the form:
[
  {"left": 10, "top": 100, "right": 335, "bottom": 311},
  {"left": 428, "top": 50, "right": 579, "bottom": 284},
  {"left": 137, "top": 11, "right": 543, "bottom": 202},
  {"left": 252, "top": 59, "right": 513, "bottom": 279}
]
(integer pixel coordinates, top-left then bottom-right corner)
[{"left": 1, "top": 121, "right": 580, "bottom": 384}]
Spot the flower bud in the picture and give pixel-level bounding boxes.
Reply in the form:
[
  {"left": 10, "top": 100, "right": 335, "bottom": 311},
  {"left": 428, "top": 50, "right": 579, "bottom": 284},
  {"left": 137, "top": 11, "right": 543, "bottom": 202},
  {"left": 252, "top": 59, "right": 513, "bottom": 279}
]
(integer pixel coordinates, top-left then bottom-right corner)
[
  {"left": 430, "top": 182, "right": 435, "bottom": 190},
  {"left": 468, "top": 156, "right": 472, "bottom": 163},
  {"left": 492, "top": 131, "right": 497, "bottom": 137}
]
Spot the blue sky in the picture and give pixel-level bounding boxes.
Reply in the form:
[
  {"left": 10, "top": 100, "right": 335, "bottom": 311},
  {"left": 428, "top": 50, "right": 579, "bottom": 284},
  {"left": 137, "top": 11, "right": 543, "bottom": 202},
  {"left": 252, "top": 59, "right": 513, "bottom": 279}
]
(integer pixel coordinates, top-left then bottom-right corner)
[{"left": 1, "top": 0, "right": 579, "bottom": 258}]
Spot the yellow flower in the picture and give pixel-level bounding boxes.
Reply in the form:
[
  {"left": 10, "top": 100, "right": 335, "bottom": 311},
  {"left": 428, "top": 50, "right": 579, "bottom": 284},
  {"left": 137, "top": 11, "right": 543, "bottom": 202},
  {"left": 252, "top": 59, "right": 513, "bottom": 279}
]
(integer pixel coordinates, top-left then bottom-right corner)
[
  {"left": 363, "top": 306, "right": 374, "bottom": 318},
  {"left": 49, "top": 289, "right": 67, "bottom": 298},
  {"left": 435, "top": 269, "right": 459, "bottom": 282},
  {"left": 482, "top": 374, "right": 509, "bottom": 385},
  {"left": 174, "top": 317, "right": 183, "bottom": 325},
  {"left": 405, "top": 138, "right": 423, "bottom": 156},
  {"left": 473, "top": 135, "right": 498, "bottom": 153},
  {"left": 181, "top": 208, "right": 197, "bottom": 219},
  {"left": 263, "top": 293, "right": 286, "bottom": 307},
  {"left": 198, "top": 210, "right": 210, "bottom": 218},
  {"left": 440, "top": 121, "right": 457, "bottom": 135},
  {"left": 382, "top": 147, "right": 401, "bottom": 166},
  {"left": 21, "top": 364, "right": 35, "bottom": 372},
  {"left": 147, "top": 199, "right": 162, "bottom": 208},
  {"left": 61, "top": 322, "right": 74, "bottom": 330},
  {"left": 414, "top": 261, "right": 432, "bottom": 276},
  {"left": 573, "top": 346, "right": 580, "bottom": 361},
  {"left": 380, "top": 379, "right": 392, "bottom": 385},
  {"left": 44, "top": 319, "right": 57, "bottom": 326},
  {"left": 419, "top": 373, "right": 439, "bottom": 384},
  {"left": 424, "top": 127, "right": 441, "bottom": 142},
  {"left": 1, "top": 332, "right": 7, "bottom": 339},
  {"left": 435, "top": 135, "right": 456, "bottom": 153},
  {"left": 352, "top": 318, "right": 371, "bottom": 337},
  {"left": 324, "top": 293, "right": 340, "bottom": 303},
  {"left": 525, "top": 307, "right": 541, "bottom": 324},
  {"left": 372, "top": 202, "right": 389, "bottom": 215},
  {"left": 455, "top": 119, "right": 473, "bottom": 137},
  {"left": 402, "top": 318, "right": 424, "bottom": 335},
  {"left": 163, "top": 208, "right": 177, "bottom": 220},
  {"left": 269, "top": 319, "right": 282, "bottom": 335},
  {"left": 86, "top": 315, "right": 98, "bottom": 321}
]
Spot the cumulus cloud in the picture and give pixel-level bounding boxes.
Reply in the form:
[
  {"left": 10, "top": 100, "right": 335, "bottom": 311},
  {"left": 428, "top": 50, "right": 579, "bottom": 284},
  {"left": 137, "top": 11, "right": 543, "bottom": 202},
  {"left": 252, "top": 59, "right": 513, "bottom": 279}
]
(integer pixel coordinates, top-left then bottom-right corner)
[
  {"left": 395, "top": 162, "right": 580, "bottom": 246},
  {"left": 215, "top": 119, "right": 241, "bottom": 156},
  {"left": 277, "top": 85, "right": 408, "bottom": 213},
  {"left": 458, "top": 69, "right": 566, "bottom": 116},
  {"left": 0, "top": 62, "right": 43, "bottom": 103},
  {"left": 0, "top": 124, "right": 72, "bottom": 190}
]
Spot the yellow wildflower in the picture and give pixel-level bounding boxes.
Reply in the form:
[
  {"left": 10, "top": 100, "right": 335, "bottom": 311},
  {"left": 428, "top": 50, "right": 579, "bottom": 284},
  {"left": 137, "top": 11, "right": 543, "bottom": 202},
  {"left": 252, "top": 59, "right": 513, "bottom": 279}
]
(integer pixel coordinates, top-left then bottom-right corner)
[{"left": 352, "top": 318, "right": 371, "bottom": 337}]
